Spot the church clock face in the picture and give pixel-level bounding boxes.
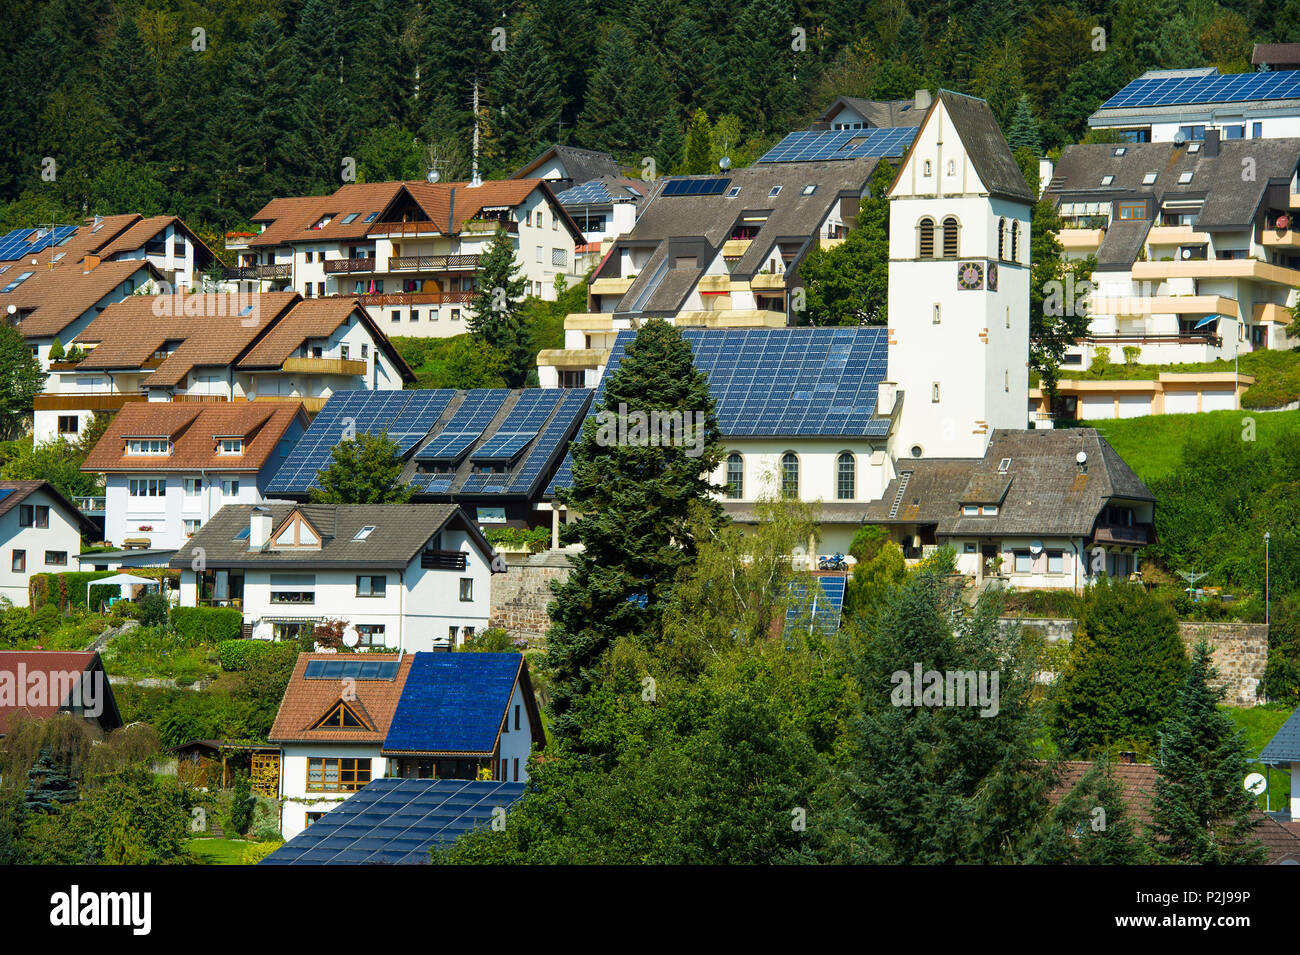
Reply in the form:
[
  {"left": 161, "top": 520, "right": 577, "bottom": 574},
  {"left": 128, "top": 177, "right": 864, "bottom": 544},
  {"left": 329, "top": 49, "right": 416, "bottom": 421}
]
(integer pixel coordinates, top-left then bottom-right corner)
[
  {"left": 987, "top": 262, "right": 998, "bottom": 291},
  {"left": 957, "top": 261, "right": 984, "bottom": 290}
]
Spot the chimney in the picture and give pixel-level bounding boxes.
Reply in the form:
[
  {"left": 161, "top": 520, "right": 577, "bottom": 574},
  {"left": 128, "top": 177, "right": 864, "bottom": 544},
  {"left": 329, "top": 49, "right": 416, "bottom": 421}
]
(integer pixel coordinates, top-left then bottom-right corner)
[
  {"left": 82, "top": 254, "right": 100, "bottom": 273},
  {"left": 1203, "top": 128, "right": 1220, "bottom": 157},
  {"left": 877, "top": 380, "right": 898, "bottom": 415},
  {"left": 249, "top": 506, "right": 272, "bottom": 551},
  {"left": 913, "top": 89, "right": 932, "bottom": 112}
]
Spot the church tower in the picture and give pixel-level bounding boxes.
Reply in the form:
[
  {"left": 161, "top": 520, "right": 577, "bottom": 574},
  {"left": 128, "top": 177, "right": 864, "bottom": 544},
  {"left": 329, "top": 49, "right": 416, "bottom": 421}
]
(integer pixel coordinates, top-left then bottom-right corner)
[{"left": 885, "top": 90, "right": 1034, "bottom": 462}]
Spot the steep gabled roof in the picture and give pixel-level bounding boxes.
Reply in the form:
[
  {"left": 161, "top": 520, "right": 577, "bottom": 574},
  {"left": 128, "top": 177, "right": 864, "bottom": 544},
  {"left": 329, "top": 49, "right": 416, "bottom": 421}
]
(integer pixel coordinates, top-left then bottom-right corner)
[
  {"left": 1259, "top": 706, "right": 1300, "bottom": 763},
  {"left": 81, "top": 402, "right": 306, "bottom": 473},
  {"left": 0, "top": 480, "right": 98, "bottom": 535},
  {"left": 511, "top": 143, "right": 621, "bottom": 185},
  {"left": 0, "top": 651, "right": 121, "bottom": 735},
  {"left": 817, "top": 95, "right": 925, "bottom": 129},
  {"left": 3, "top": 259, "right": 159, "bottom": 340},
  {"left": 383, "top": 652, "right": 542, "bottom": 755},
  {"left": 934, "top": 90, "right": 1036, "bottom": 204},
  {"left": 269, "top": 653, "right": 412, "bottom": 744}
]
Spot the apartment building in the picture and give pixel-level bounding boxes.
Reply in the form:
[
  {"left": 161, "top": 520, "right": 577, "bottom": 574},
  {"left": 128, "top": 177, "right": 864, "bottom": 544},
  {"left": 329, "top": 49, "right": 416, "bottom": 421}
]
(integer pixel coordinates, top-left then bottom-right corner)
[
  {"left": 226, "top": 179, "right": 585, "bottom": 338},
  {"left": 1044, "top": 135, "right": 1300, "bottom": 379},
  {"left": 36, "top": 292, "right": 412, "bottom": 441}
]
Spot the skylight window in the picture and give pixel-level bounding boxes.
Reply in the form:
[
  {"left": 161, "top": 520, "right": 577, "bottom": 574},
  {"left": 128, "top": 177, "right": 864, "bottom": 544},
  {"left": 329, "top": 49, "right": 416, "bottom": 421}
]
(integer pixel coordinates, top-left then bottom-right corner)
[
  {"left": 2, "top": 271, "right": 34, "bottom": 293},
  {"left": 239, "top": 304, "right": 254, "bottom": 317},
  {"left": 233, "top": 527, "right": 250, "bottom": 541},
  {"left": 1101, "top": 175, "right": 1114, "bottom": 186},
  {"left": 1113, "top": 147, "right": 1126, "bottom": 156},
  {"left": 726, "top": 186, "right": 741, "bottom": 198},
  {"left": 341, "top": 213, "right": 359, "bottom": 224},
  {"left": 768, "top": 186, "right": 782, "bottom": 197},
  {"left": 1187, "top": 143, "right": 1201, "bottom": 153},
  {"left": 353, "top": 525, "right": 376, "bottom": 541},
  {"left": 1178, "top": 171, "right": 1193, "bottom": 184},
  {"left": 363, "top": 212, "right": 378, "bottom": 222},
  {"left": 801, "top": 184, "right": 817, "bottom": 196},
  {"left": 1142, "top": 172, "right": 1157, "bottom": 185},
  {"left": 998, "top": 457, "right": 1011, "bottom": 473},
  {"left": 311, "top": 216, "right": 332, "bottom": 230}
]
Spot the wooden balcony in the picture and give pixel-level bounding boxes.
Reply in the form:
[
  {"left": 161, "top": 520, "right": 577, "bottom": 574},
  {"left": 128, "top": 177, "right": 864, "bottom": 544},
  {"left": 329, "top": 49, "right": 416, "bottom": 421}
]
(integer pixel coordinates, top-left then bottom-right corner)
[
  {"left": 353, "top": 290, "right": 474, "bottom": 307},
  {"left": 252, "top": 395, "right": 328, "bottom": 412},
  {"left": 460, "top": 219, "right": 517, "bottom": 234},
  {"left": 323, "top": 257, "right": 377, "bottom": 273},
  {"left": 421, "top": 549, "right": 467, "bottom": 571},
  {"left": 1080, "top": 332, "right": 1222, "bottom": 346},
  {"left": 224, "top": 264, "right": 291, "bottom": 280},
  {"left": 171, "top": 394, "right": 229, "bottom": 403},
  {"left": 33, "top": 393, "right": 145, "bottom": 411},
  {"left": 280, "top": 357, "right": 368, "bottom": 376},
  {"left": 388, "top": 254, "right": 480, "bottom": 271}
]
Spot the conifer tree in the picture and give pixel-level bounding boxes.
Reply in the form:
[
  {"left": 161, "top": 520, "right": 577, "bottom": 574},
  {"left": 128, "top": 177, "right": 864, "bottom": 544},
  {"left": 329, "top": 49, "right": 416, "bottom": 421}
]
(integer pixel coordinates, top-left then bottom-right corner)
[
  {"left": 1150, "top": 643, "right": 1266, "bottom": 864},
  {"left": 24, "top": 747, "right": 78, "bottom": 814},
  {"left": 545, "top": 319, "right": 723, "bottom": 748},
  {"left": 1031, "top": 758, "right": 1155, "bottom": 864},
  {"left": 490, "top": 24, "right": 562, "bottom": 175},
  {"left": 681, "top": 110, "right": 713, "bottom": 175},
  {"left": 467, "top": 226, "right": 531, "bottom": 388},
  {"left": 1006, "top": 95, "right": 1043, "bottom": 153}
]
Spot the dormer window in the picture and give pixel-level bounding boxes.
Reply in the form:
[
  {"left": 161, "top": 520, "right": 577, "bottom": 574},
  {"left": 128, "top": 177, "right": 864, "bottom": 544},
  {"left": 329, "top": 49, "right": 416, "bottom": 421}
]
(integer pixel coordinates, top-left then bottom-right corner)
[
  {"left": 217, "top": 438, "right": 243, "bottom": 455},
  {"left": 127, "top": 438, "right": 170, "bottom": 455}
]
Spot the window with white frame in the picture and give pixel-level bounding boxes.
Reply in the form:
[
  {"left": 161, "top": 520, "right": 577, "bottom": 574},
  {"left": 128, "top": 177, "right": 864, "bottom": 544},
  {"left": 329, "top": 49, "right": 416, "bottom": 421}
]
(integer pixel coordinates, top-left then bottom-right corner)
[
  {"left": 356, "top": 624, "right": 386, "bottom": 647},
  {"left": 128, "top": 478, "right": 165, "bottom": 497},
  {"left": 217, "top": 438, "right": 242, "bottom": 455},
  {"left": 355, "top": 574, "right": 387, "bottom": 597},
  {"left": 184, "top": 478, "right": 201, "bottom": 497},
  {"left": 1014, "top": 551, "right": 1033, "bottom": 573},
  {"left": 1047, "top": 551, "right": 1064, "bottom": 574},
  {"left": 127, "top": 439, "right": 170, "bottom": 455},
  {"left": 459, "top": 578, "right": 473, "bottom": 601},
  {"left": 220, "top": 478, "right": 239, "bottom": 497}
]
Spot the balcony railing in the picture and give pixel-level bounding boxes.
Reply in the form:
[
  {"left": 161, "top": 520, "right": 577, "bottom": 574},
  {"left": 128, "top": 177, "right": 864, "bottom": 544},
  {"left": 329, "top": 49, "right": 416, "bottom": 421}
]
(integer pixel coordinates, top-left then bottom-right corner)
[
  {"left": 76, "top": 496, "right": 105, "bottom": 514},
  {"left": 352, "top": 290, "right": 475, "bottom": 307},
  {"left": 421, "top": 550, "right": 467, "bottom": 571},
  {"left": 33, "top": 393, "right": 146, "bottom": 411},
  {"left": 223, "top": 264, "right": 291, "bottom": 280},
  {"left": 388, "top": 254, "right": 480, "bottom": 271},
  {"left": 1091, "top": 522, "right": 1156, "bottom": 547},
  {"left": 1080, "top": 332, "right": 1222, "bottom": 346},
  {"left": 460, "top": 219, "right": 517, "bottom": 234},
  {"left": 323, "top": 257, "right": 377, "bottom": 274},
  {"left": 280, "top": 356, "right": 368, "bottom": 376}
]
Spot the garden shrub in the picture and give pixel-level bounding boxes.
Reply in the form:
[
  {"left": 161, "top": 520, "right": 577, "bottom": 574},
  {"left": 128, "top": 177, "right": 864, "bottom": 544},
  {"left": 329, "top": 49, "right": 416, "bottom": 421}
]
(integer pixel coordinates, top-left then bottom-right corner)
[
  {"left": 241, "top": 840, "right": 283, "bottom": 864},
  {"left": 136, "top": 592, "right": 170, "bottom": 627},
  {"left": 173, "top": 607, "right": 243, "bottom": 646}
]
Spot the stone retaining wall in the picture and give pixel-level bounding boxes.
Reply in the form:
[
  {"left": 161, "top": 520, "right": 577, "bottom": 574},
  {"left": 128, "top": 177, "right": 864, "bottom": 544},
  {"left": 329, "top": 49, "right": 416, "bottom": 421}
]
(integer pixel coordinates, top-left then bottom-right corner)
[
  {"left": 1004, "top": 617, "right": 1268, "bottom": 707},
  {"left": 488, "top": 552, "right": 573, "bottom": 644}
]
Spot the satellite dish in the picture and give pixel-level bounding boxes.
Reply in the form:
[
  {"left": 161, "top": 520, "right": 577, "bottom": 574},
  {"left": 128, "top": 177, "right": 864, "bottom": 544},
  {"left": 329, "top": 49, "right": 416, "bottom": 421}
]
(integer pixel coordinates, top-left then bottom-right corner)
[
  {"left": 1075, "top": 451, "right": 1088, "bottom": 465},
  {"left": 426, "top": 169, "right": 441, "bottom": 184},
  {"left": 342, "top": 626, "right": 359, "bottom": 648},
  {"left": 1181, "top": 247, "right": 1192, "bottom": 259},
  {"left": 1244, "top": 772, "right": 1267, "bottom": 796},
  {"left": 5, "top": 304, "right": 15, "bottom": 315},
  {"left": 719, "top": 156, "right": 732, "bottom": 171},
  {"left": 1173, "top": 130, "right": 1188, "bottom": 144},
  {"left": 1029, "top": 540, "right": 1043, "bottom": 555},
  {"left": 1278, "top": 214, "right": 1290, "bottom": 230}
]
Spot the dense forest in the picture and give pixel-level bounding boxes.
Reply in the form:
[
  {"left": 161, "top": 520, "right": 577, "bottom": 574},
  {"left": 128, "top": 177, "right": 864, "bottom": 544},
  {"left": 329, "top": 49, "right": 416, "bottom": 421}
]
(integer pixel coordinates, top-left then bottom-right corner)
[{"left": 1, "top": 0, "right": 1292, "bottom": 242}]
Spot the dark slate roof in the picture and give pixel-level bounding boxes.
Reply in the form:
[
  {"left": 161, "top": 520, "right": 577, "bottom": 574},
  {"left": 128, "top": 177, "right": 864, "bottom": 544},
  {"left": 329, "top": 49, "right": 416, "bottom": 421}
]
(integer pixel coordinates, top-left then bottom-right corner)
[
  {"left": 0, "top": 480, "right": 98, "bottom": 535},
  {"left": 1047, "top": 139, "right": 1300, "bottom": 235},
  {"left": 511, "top": 144, "right": 621, "bottom": 187},
  {"left": 1253, "top": 43, "right": 1300, "bottom": 67},
  {"left": 818, "top": 95, "right": 925, "bottom": 129},
  {"left": 170, "top": 504, "right": 492, "bottom": 570},
  {"left": 1096, "top": 218, "right": 1153, "bottom": 269},
  {"left": 597, "top": 158, "right": 880, "bottom": 313},
  {"left": 865, "top": 429, "right": 1154, "bottom": 537},
  {"left": 383, "top": 653, "right": 525, "bottom": 755},
  {"left": 260, "top": 778, "right": 526, "bottom": 864},
  {"left": 1259, "top": 707, "right": 1300, "bottom": 763},
  {"left": 936, "top": 90, "right": 1036, "bottom": 204}
]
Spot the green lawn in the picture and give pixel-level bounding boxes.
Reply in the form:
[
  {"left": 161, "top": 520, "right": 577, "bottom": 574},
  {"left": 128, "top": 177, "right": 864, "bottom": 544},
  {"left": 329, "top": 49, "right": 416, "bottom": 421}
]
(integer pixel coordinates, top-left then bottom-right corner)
[
  {"left": 189, "top": 837, "right": 255, "bottom": 865},
  {"left": 1225, "top": 703, "right": 1294, "bottom": 812},
  {"left": 1080, "top": 407, "right": 1300, "bottom": 484}
]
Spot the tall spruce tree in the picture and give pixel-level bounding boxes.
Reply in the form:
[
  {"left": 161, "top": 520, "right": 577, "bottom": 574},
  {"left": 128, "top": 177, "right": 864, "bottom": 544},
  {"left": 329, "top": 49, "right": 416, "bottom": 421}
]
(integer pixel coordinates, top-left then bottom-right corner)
[
  {"left": 1051, "top": 576, "right": 1188, "bottom": 755},
  {"left": 489, "top": 23, "right": 563, "bottom": 175},
  {"left": 1150, "top": 643, "right": 1266, "bottom": 864},
  {"left": 24, "top": 747, "right": 78, "bottom": 814},
  {"left": 1006, "top": 95, "right": 1043, "bottom": 153},
  {"left": 681, "top": 110, "right": 713, "bottom": 175},
  {"left": 1031, "top": 758, "right": 1155, "bottom": 864},
  {"left": 467, "top": 226, "right": 531, "bottom": 388},
  {"left": 545, "top": 319, "right": 723, "bottom": 748}
]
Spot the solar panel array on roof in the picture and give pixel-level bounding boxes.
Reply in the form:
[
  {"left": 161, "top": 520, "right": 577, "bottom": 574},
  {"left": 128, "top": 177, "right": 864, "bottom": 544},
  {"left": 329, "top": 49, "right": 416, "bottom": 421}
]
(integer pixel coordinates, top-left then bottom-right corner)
[
  {"left": 758, "top": 126, "right": 919, "bottom": 163},
  {"left": 604, "top": 327, "right": 890, "bottom": 437},
  {"left": 415, "top": 390, "right": 510, "bottom": 463},
  {"left": 266, "top": 390, "right": 454, "bottom": 493},
  {"left": 505, "top": 388, "right": 590, "bottom": 493},
  {"left": 303, "top": 659, "right": 401, "bottom": 681},
  {"left": 557, "top": 180, "right": 613, "bottom": 205},
  {"left": 0, "top": 225, "right": 78, "bottom": 262},
  {"left": 784, "top": 576, "right": 847, "bottom": 637},
  {"left": 1101, "top": 69, "right": 1300, "bottom": 109},
  {"left": 384, "top": 652, "right": 521, "bottom": 754},
  {"left": 660, "top": 177, "right": 732, "bottom": 196},
  {"left": 261, "top": 778, "right": 526, "bottom": 864}
]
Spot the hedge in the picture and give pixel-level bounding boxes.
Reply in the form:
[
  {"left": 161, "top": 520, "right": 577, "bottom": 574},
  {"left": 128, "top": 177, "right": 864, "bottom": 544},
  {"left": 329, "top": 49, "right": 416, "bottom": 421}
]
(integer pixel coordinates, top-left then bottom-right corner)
[
  {"left": 173, "top": 606, "right": 244, "bottom": 646},
  {"left": 29, "top": 570, "right": 179, "bottom": 611},
  {"left": 217, "top": 639, "right": 299, "bottom": 672}
]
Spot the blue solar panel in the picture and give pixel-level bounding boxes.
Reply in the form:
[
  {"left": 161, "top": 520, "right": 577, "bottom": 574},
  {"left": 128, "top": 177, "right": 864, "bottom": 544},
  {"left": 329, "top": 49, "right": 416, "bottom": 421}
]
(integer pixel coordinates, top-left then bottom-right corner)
[
  {"left": 758, "top": 126, "right": 918, "bottom": 164},
  {"left": 261, "top": 778, "right": 526, "bottom": 864},
  {"left": 303, "top": 659, "right": 400, "bottom": 681},
  {"left": 415, "top": 390, "right": 510, "bottom": 462},
  {"left": 661, "top": 177, "right": 731, "bottom": 196},
  {"left": 557, "top": 180, "right": 612, "bottom": 205},
  {"left": 505, "top": 389, "right": 590, "bottom": 494},
  {"left": 384, "top": 652, "right": 523, "bottom": 753},
  {"left": 1100, "top": 68, "right": 1300, "bottom": 110},
  {"left": 784, "top": 575, "right": 847, "bottom": 637}
]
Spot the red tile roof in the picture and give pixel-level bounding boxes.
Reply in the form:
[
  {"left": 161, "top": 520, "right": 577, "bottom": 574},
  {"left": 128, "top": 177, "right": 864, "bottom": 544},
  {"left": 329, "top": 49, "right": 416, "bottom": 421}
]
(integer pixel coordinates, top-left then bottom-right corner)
[
  {"left": 0, "top": 651, "right": 104, "bottom": 734},
  {"left": 3, "top": 259, "right": 157, "bottom": 339},
  {"left": 81, "top": 401, "right": 306, "bottom": 473},
  {"left": 269, "top": 653, "right": 413, "bottom": 744}
]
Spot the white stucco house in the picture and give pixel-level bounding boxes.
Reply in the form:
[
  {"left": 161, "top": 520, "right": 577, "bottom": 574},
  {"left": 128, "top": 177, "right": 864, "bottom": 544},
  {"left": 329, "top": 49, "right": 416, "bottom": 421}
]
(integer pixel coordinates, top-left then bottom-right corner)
[
  {"left": 269, "top": 650, "right": 543, "bottom": 840},
  {"left": 171, "top": 503, "right": 502, "bottom": 651},
  {"left": 0, "top": 481, "right": 96, "bottom": 607},
  {"left": 81, "top": 402, "right": 308, "bottom": 552}
]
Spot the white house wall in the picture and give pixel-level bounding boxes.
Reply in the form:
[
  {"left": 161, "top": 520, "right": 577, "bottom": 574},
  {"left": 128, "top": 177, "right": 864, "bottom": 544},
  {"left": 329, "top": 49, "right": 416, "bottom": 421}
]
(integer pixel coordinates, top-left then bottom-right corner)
[
  {"left": 0, "top": 489, "right": 83, "bottom": 606},
  {"left": 279, "top": 743, "right": 385, "bottom": 841}
]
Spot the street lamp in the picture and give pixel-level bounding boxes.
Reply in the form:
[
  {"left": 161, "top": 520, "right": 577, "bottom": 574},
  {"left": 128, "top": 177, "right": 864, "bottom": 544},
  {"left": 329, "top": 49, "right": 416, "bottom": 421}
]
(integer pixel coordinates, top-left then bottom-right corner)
[{"left": 1265, "top": 532, "right": 1270, "bottom": 627}]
